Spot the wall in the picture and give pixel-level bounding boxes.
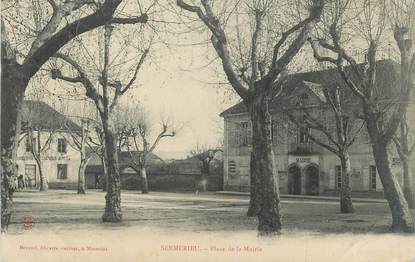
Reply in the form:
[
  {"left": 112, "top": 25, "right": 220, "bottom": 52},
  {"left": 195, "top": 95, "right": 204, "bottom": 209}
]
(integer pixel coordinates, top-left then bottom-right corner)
[
  {"left": 222, "top": 110, "right": 406, "bottom": 194},
  {"left": 120, "top": 173, "right": 223, "bottom": 192},
  {"left": 16, "top": 130, "right": 81, "bottom": 189},
  {"left": 86, "top": 160, "right": 224, "bottom": 192}
]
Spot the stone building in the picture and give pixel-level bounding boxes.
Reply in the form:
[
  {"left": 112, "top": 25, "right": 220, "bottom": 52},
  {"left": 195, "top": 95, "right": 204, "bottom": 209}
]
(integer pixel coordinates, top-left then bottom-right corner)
[
  {"left": 220, "top": 60, "right": 415, "bottom": 195},
  {"left": 16, "top": 100, "right": 82, "bottom": 189}
]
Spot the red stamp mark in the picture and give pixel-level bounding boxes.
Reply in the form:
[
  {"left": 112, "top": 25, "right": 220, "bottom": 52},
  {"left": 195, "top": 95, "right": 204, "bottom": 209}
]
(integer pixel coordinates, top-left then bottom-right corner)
[{"left": 22, "top": 215, "right": 33, "bottom": 230}]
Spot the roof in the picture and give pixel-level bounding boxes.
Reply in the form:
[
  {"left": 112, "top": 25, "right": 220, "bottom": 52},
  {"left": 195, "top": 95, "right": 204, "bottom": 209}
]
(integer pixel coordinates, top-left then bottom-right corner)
[
  {"left": 85, "top": 149, "right": 164, "bottom": 173},
  {"left": 184, "top": 149, "right": 223, "bottom": 162},
  {"left": 21, "top": 100, "right": 81, "bottom": 132},
  {"left": 118, "top": 151, "right": 164, "bottom": 165},
  {"left": 220, "top": 59, "right": 400, "bottom": 117}
]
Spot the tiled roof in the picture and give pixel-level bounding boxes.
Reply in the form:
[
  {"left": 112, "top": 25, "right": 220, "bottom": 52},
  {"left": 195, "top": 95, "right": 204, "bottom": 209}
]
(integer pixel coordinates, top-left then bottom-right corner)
[
  {"left": 21, "top": 100, "right": 82, "bottom": 132},
  {"left": 118, "top": 151, "right": 164, "bottom": 165},
  {"left": 220, "top": 60, "right": 400, "bottom": 117}
]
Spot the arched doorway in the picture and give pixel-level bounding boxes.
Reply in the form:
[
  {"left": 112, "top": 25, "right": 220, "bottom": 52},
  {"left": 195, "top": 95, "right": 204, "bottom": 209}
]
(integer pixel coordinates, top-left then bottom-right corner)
[
  {"left": 305, "top": 165, "right": 319, "bottom": 195},
  {"left": 288, "top": 165, "right": 301, "bottom": 195}
]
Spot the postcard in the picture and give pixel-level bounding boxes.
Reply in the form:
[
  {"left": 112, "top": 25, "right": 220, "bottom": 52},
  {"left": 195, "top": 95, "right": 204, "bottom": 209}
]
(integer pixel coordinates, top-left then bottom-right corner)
[{"left": 2, "top": 0, "right": 415, "bottom": 261}]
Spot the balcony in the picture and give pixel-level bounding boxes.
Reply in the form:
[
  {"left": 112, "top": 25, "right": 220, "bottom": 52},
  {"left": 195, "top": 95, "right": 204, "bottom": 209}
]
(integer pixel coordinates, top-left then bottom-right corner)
[{"left": 288, "top": 142, "right": 320, "bottom": 155}]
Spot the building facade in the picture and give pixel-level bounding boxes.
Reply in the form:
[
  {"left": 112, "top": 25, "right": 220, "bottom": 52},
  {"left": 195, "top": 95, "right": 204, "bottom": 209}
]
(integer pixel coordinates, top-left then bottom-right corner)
[
  {"left": 16, "top": 100, "right": 82, "bottom": 189},
  {"left": 220, "top": 61, "right": 415, "bottom": 195}
]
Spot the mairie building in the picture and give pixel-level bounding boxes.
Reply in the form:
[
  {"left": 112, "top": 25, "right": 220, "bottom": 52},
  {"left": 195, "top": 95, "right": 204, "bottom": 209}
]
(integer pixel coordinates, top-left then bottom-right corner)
[{"left": 220, "top": 60, "right": 415, "bottom": 196}]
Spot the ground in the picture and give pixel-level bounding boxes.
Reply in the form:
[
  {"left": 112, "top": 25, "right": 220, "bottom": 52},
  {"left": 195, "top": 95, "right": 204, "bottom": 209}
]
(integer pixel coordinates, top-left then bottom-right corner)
[{"left": 2, "top": 190, "right": 415, "bottom": 262}]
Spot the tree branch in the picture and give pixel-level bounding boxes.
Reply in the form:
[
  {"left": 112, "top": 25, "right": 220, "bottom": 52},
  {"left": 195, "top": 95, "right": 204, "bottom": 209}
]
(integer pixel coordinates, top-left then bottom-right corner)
[
  {"left": 23, "top": 0, "right": 148, "bottom": 79},
  {"left": 27, "top": 0, "right": 96, "bottom": 58},
  {"left": 147, "top": 125, "right": 175, "bottom": 156},
  {"left": 266, "top": 0, "right": 324, "bottom": 82},
  {"left": 283, "top": 106, "right": 341, "bottom": 153},
  {"left": 308, "top": 133, "right": 339, "bottom": 155},
  {"left": 392, "top": 136, "right": 405, "bottom": 160},
  {"left": 249, "top": 10, "right": 264, "bottom": 89},
  {"left": 52, "top": 53, "right": 104, "bottom": 113},
  {"left": 177, "top": 0, "right": 249, "bottom": 100},
  {"left": 121, "top": 49, "right": 149, "bottom": 95},
  {"left": 110, "top": 15, "right": 149, "bottom": 25},
  {"left": 308, "top": 38, "right": 338, "bottom": 64}
]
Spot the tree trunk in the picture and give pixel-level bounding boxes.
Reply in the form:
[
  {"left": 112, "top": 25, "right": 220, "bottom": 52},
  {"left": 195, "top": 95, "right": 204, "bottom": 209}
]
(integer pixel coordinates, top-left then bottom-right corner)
[
  {"left": 77, "top": 159, "right": 88, "bottom": 194},
  {"left": 101, "top": 118, "right": 122, "bottom": 223},
  {"left": 140, "top": 167, "right": 149, "bottom": 194},
  {"left": 249, "top": 96, "right": 282, "bottom": 235},
  {"left": 247, "top": 153, "right": 260, "bottom": 217},
  {"left": 396, "top": 113, "right": 415, "bottom": 209},
  {"left": 339, "top": 152, "right": 354, "bottom": 213},
  {"left": 101, "top": 156, "right": 108, "bottom": 192},
  {"left": 372, "top": 142, "right": 414, "bottom": 232},
  {"left": 1, "top": 63, "right": 27, "bottom": 231},
  {"left": 198, "top": 160, "right": 209, "bottom": 192},
  {"left": 38, "top": 165, "right": 48, "bottom": 191},
  {"left": 402, "top": 159, "right": 415, "bottom": 209}
]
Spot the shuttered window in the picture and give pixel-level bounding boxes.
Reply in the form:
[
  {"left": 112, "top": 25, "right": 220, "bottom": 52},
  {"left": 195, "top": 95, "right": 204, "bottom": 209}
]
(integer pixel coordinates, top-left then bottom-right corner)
[
  {"left": 57, "top": 164, "right": 68, "bottom": 179},
  {"left": 370, "top": 165, "right": 377, "bottom": 190},
  {"left": 228, "top": 161, "right": 236, "bottom": 176},
  {"left": 335, "top": 165, "right": 342, "bottom": 189}
]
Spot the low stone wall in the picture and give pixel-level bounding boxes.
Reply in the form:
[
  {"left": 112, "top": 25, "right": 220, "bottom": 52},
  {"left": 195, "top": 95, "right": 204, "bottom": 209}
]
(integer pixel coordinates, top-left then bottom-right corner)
[
  {"left": 224, "top": 184, "right": 250, "bottom": 192},
  {"left": 121, "top": 173, "right": 223, "bottom": 192},
  {"left": 321, "top": 189, "right": 385, "bottom": 199},
  {"left": 83, "top": 160, "right": 224, "bottom": 192},
  {"left": 48, "top": 181, "right": 78, "bottom": 190}
]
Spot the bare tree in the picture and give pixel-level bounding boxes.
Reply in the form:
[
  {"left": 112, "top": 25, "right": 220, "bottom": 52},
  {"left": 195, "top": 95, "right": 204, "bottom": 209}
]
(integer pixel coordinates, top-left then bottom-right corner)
[
  {"left": 283, "top": 83, "right": 364, "bottom": 213},
  {"left": 1, "top": 0, "right": 148, "bottom": 231},
  {"left": 308, "top": 0, "right": 415, "bottom": 232},
  {"left": 65, "top": 118, "right": 93, "bottom": 194},
  {"left": 21, "top": 101, "right": 59, "bottom": 192},
  {"left": 88, "top": 124, "right": 108, "bottom": 191},
  {"left": 113, "top": 105, "right": 176, "bottom": 194},
  {"left": 50, "top": 21, "right": 152, "bottom": 222},
  {"left": 59, "top": 100, "right": 101, "bottom": 194},
  {"left": 177, "top": 0, "right": 325, "bottom": 235},
  {"left": 393, "top": 113, "right": 415, "bottom": 208},
  {"left": 388, "top": 0, "right": 415, "bottom": 209},
  {"left": 189, "top": 144, "right": 222, "bottom": 193}
]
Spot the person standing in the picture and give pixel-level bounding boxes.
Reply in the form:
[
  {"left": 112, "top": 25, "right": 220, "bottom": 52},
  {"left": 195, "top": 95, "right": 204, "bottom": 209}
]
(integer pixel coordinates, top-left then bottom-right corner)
[{"left": 18, "top": 175, "right": 25, "bottom": 190}]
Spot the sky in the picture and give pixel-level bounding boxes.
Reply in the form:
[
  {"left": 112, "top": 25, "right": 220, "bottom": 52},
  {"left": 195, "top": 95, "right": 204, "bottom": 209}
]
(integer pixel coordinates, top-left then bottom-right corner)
[
  {"left": 21, "top": 0, "right": 402, "bottom": 160},
  {"left": 125, "top": 35, "right": 238, "bottom": 159},
  {"left": 25, "top": 8, "right": 239, "bottom": 160}
]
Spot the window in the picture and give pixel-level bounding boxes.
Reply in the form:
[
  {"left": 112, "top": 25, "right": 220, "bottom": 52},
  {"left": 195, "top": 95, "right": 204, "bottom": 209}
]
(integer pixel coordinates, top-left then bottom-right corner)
[
  {"left": 370, "top": 165, "right": 377, "bottom": 190},
  {"left": 335, "top": 165, "right": 342, "bottom": 189},
  {"left": 298, "top": 93, "right": 309, "bottom": 105},
  {"left": 298, "top": 127, "right": 310, "bottom": 143},
  {"left": 25, "top": 136, "right": 37, "bottom": 152},
  {"left": 25, "top": 136, "right": 32, "bottom": 152},
  {"left": 57, "top": 164, "right": 68, "bottom": 179},
  {"left": 58, "top": 138, "right": 67, "bottom": 153},
  {"left": 239, "top": 122, "right": 250, "bottom": 146},
  {"left": 25, "top": 164, "right": 37, "bottom": 187},
  {"left": 228, "top": 161, "right": 236, "bottom": 176}
]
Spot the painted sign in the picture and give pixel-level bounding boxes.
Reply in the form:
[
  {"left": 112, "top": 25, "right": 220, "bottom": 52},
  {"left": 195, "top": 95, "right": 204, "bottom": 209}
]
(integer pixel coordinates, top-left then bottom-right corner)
[
  {"left": 288, "top": 155, "right": 319, "bottom": 168},
  {"left": 295, "top": 157, "right": 311, "bottom": 163},
  {"left": 17, "top": 155, "right": 71, "bottom": 161}
]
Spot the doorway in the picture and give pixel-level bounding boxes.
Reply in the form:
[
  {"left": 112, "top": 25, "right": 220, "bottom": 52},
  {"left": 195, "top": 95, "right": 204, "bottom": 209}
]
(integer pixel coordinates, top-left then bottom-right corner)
[
  {"left": 24, "top": 164, "right": 37, "bottom": 188},
  {"left": 306, "top": 165, "right": 319, "bottom": 195},
  {"left": 288, "top": 165, "right": 301, "bottom": 195}
]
